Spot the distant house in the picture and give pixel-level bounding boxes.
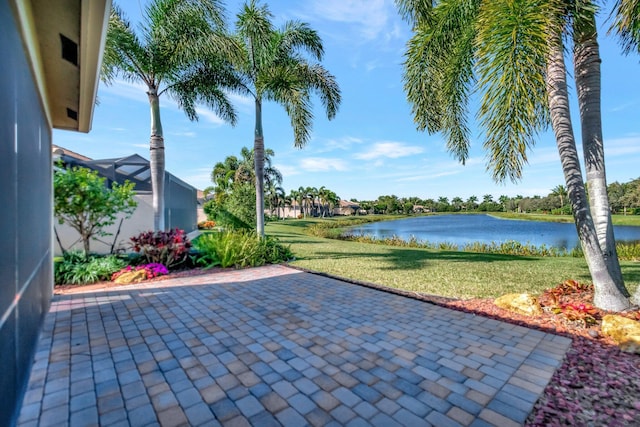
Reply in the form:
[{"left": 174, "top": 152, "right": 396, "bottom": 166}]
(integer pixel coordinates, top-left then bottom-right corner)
[
  {"left": 54, "top": 146, "right": 198, "bottom": 255},
  {"left": 197, "top": 189, "right": 209, "bottom": 223},
  {"left": 279, "top": 200, "right": 302, "bottom": 218},
  {"left": 335, "top": 200, "right": 366, "bottom": 216},
  {"left": 1, "top": 1, "right": 111, "bottom": 425}
]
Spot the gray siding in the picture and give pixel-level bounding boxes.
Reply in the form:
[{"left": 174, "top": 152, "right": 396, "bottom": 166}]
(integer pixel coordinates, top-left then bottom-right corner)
[
  {"left": 165, "top": 173, "right": 198, "bottom": 232},
  {"left": 1, "top": 4, "right": 53, "bottom": 426}
]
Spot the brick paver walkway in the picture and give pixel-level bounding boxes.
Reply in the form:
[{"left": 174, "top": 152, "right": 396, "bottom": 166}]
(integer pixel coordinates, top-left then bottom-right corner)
[{"left": 17, "top": 265, "right": 571, "bottom": 426}]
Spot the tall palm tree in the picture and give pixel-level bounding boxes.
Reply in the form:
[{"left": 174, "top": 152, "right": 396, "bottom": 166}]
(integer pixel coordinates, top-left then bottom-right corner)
[
  {"left": 211, "top": 154, "right": 241, "bottom": 200},
  {"left": 466, "top": 195, "right": 478, "bottom": 211},
  {"left": 211, "top": 147, "right": 281, "bottom": 196},
  {"left": 325, "top": 189, "right": 340, "bottom": 217},
  {"left": 397, "top": 0, "right": 635, "bottom": 310},
  {"left": 288, "top": 189, "right": 300, "bottom": 218},
  {"left": 266, "top": 183, "right": 285, "bottom": 218},
  {"left": 551, "top": 184, "right": 568, "bottom": 209},
  {"left": 232, "top": 0, "right": 341, "bottom": 236},
  {"left": 102, "top": 0, "right": 240, "bottom": 231},
  {"left": 451, "top": 197, "right": 464, "bottom": 212},
  {"left": 297, "top": 186, "right": 308, "bottom": 218},
  {"left": 498, "top": 195, "right": 509, "bottom": 212},
  {"left": 318, "top": 186, "right": 330, "bottom": 217},
  {"left": 305, "top": 186, "right": 319, "bottom": 217}
]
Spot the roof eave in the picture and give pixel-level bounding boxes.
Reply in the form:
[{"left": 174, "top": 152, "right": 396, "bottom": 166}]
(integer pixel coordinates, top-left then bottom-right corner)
[{"left": 11, "top": 0, "right": 111, "bottom": 133}]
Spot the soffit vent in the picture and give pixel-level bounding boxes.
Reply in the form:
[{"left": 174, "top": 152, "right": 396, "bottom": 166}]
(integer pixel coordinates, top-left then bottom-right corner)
[
  {"left": 60, "top": 33, "right": 78, "bottom": 65},
  {"left": 66, "top": 108, "right": 78, "bottom": 121}
]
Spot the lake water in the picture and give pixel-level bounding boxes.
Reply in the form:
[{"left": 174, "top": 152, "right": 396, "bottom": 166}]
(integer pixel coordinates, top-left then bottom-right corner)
[{"left": 345, "top": 214, "right": 640, "bottom": 250}]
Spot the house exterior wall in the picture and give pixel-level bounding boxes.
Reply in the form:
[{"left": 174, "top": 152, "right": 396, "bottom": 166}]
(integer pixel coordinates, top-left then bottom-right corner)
[
  {"left": 54, "top": 193, "right": 155, "bottom": 255},
  {"left": 54, "top": 170, "right": 197, "bottom": 256},
  {"left": 0, "top": 4, "right": 53, "bottom": 426},
  {"left": 165, "top": 173, "right": 197, "bottom": 233}
]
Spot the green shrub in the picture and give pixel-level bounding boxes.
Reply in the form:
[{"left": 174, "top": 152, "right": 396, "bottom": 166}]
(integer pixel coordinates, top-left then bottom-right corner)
[
  {"left": 55, "top": 251, "right": 127, "bottom": 285},
  {"left": 194, "top": 230, "right": 292, "bottom": 268},
  {"left": 616, "top": 242, "right": 640, "bottom": 260},
  {"left": 461, "top": 240, "right": 568, "bottom": 257},
  {"left": 338, "top": 231, "right": 574, "bottom": 258}
]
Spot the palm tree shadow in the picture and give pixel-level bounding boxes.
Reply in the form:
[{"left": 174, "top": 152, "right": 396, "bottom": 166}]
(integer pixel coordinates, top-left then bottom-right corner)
[{"left": 305, "top": 247, "right": 541, "bottom": 271}]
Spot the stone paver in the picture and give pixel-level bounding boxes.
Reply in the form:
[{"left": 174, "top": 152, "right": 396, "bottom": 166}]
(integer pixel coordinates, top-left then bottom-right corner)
[{"left": 17, "top": 265, "right": 571, "bottom": 426}]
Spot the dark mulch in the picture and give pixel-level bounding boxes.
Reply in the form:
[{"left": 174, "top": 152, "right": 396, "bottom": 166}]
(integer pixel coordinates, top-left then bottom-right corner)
[{"left": 55, "top": 268, "right": 640, "bottom": 426}]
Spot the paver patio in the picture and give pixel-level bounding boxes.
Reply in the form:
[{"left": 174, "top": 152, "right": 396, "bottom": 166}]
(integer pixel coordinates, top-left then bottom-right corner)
[{"left": 17, "top": 264, "right": 571, "bottom": 426}]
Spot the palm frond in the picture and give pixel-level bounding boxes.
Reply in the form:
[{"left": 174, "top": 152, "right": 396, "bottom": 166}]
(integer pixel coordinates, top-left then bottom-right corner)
[
  {"left": 402, "top": 0, "right": 479, "bottom": 163},
  {"left": 395, "top": 0, "right": 435, "bottom": 25},
  {"left": 279, "top": 21, "right": 324, "bottom": 61},
  {"left": 167, "top": 62, "right": 239, "bottom": 125},
  {"left": 293, "top": 63, "right": 341, "bottom": 120},
  {"left": 236, "top": 0, "right": 275, "bottom": 77},
  {"left": 475, "top": 0, "right": 551, "bottom": 182},
  {"left": 285, "top": 90, "right": 314, "bottom": 148},
  {"left": 102, "top": 4, "right": 149, "bottom": 85},
  {"left": 610, "top": 0, "right": 640, "bottom": 54}
]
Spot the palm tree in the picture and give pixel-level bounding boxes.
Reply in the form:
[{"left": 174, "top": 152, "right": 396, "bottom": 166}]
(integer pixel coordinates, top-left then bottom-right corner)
[
  {"left": 211, "top": 154, "right": 241, "bottom": 200},
  {"left": 397, "top": 0, "right": 635, "bottom": 310},
  {"left": 326, "top": 190, "right": 340, "bottom": 217},
  {"left": 305, "top": 186, "right": 319, "bottom": 217},
  {"left": 266, "top": 183, "right": 285, "bottom": 218},
  {"left": 297, "top": 186, "right": 308, "bottom": 218},
  {"left": 466, "top": 196, "right": 478, "bottom": 211},
  {"left": 102, "top": 0, "right": 240, "bottom": 231},
  {"left": 451, "top": 197, "right": 463, "bottom": 212},
  {"left": 498, "top": 195, "right": 510, "bottom": 212},
  {"left": 288, "top": 189, "right": 300, "bottom": 218},
  {"left": 232, "top": 0, "right": 341, "bottom": 236},
  {"left": 551, "top": 185, "right": 568, "bottom": 209}
]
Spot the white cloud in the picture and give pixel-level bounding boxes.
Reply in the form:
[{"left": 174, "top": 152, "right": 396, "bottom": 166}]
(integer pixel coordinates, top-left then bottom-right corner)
[
  {"left": 228, "top": 92, "right": 254, "bottom": 114},
  {"left": 354, "top": 141, "right": 424, "bottom": 160},
  {"left": 169, "top": 131, "right": 197, "bottom": 137},
  {"left": 605, "top": 135, "right": 640, "bottom": 156},
  {"left": 194, "top": 107, "right": 226, "bottom": 126},
  {"left": 317, "top": 136, "right": 364, "bottom": 152},
  {"left": 180, "top": 169, "right": 213, "bottom": 190},
  {"left": 277, "top": 164, "right": 301, "bottom": 177},
  {"left": 608, "top": 101, "right": 637, "bottom": 113},
  {"left": 99, "top": 79, "right": 148, "bottom": 103},
  {"left": 300, "top": 157, "right": 349, "bottom": 172},
  {"left": 307, "top": 0, "right": 390, "bottom": 41}
]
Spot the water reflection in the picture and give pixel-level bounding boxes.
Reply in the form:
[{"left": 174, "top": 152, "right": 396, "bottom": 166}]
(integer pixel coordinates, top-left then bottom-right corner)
[{"left": 346, "top": 214, "right": 640, "bottom": 250}]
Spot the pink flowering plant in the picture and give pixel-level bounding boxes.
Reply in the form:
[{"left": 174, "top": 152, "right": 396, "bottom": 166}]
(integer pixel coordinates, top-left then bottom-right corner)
[{"left": 111, "top": 263, "right": 169, "bottom": 281}]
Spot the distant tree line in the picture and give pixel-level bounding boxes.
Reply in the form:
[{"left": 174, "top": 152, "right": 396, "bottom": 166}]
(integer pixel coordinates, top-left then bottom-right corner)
[{"left": 350, "top": 178, "right": 640, "bottom": 216}]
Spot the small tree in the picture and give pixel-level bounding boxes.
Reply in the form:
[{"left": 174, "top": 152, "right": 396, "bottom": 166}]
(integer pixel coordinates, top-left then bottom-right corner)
[{"left": 54, "top": 165, "right": 137, "bottom": 255}]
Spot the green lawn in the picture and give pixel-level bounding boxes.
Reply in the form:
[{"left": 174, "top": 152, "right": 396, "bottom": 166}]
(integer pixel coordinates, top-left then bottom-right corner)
[{"left": 266, "top": 218, "right": 640, "bottom": 299}]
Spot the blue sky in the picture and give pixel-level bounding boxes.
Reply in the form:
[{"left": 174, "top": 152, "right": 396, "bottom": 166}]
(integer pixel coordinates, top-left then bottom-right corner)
[{"left": 55, "top": 0, "right": 640, "bottom": 202}]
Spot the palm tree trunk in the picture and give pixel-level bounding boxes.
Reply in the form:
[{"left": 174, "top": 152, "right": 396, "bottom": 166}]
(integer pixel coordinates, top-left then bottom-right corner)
[
  {"left": 574, "top": 16, "right": 627, "bottom": 295},
  {"left": 148, "top": 88, "right": 165, "bottom": 231},
  {"left": 546, "top": 39, "right": 629, "bottom": 311},
  {"left": 254, "top": 98, "right": 265, "bottom": 237}
]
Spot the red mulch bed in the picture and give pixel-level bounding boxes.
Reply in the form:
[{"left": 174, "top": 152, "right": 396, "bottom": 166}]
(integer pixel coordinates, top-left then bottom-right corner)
[
  {"left": 55, "top": 269, "right": 640, "bottom": 426},
  {"left": 54, "top": 267, "right": 222, "bottom": 294}
]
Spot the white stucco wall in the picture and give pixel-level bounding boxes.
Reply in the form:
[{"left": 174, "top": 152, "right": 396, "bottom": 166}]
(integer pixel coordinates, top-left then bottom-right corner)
[{"left": 54, "top": 193, "right": 154, "bottom": 256}]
